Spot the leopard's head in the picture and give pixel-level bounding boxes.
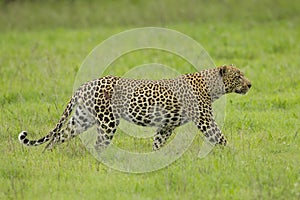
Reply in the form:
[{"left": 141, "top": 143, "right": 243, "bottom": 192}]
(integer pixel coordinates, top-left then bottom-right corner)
[{"left": 219, "top": 65, "right": 251, "bottom": 95}]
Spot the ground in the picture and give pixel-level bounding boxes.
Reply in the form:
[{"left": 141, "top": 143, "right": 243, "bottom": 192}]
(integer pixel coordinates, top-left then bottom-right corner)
[{"left": 0, "top": 0, "right": 299, "bottom": 199}]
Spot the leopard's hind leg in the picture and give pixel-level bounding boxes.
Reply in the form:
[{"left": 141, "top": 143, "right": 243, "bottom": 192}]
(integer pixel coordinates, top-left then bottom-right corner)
[
  {"left": 94, "top": 106, "right": 119, "bottom": 151},
  {"left": 44, "top": 104, "right": 96, "bottom": 150}
]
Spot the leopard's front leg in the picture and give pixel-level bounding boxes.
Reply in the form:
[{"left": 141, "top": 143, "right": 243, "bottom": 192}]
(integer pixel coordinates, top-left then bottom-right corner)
[
  {"left": 152, "top": 126, "right": 176, "bottom": 150},
  {"left": 193, "top": 113, "right": 227, "bottom": 146}
]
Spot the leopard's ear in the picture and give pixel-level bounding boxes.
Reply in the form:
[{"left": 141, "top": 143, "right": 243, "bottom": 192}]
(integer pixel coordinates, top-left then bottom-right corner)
[{"left": 219, "top": 65, "right": 227, "bottom": 76}]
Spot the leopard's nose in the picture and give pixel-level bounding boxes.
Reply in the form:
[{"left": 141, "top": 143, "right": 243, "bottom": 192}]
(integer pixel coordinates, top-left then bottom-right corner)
[{"left": 247, "top": 83, "right": 252, "bottom": 89}]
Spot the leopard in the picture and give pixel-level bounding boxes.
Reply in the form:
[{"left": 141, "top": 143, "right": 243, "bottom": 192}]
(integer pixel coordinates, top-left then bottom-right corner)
[{"left": 18, "top": 65, "right": 251, "bottom": 151}]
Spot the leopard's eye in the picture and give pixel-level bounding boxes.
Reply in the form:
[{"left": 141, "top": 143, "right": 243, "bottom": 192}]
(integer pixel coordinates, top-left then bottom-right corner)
[
  {"left": 235, "top": 73, "right": 240, "bottom": 78},
  {"left": 235, "top": 74, "right": 242, "bottom": 81}
]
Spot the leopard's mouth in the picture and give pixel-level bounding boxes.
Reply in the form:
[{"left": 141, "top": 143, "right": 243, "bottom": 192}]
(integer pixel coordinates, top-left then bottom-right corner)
[
  {"left": 235, "top": 81, "right": 252, "bottom": 94},
  {"left": 235, "top": 90, "right": 245, "bottom": 94},
  {"left": 235, "top": 87, "right": 249, "bottom": 95}
]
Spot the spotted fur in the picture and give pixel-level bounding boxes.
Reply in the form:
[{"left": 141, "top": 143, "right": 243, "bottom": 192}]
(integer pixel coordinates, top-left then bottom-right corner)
[{"left": 18, "top": 65, "right": 251, "bottom": 151}]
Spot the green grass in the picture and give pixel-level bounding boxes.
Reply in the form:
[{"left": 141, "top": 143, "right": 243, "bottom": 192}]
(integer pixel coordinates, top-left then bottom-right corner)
[{"left": 1, "top": 0, "right": 300, "bottom": 199}]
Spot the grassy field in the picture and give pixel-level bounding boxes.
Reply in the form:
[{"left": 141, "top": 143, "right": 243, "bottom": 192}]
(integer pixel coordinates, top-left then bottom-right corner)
[{"left": 1, "top": 0, "right": 299, "bottom": 199}]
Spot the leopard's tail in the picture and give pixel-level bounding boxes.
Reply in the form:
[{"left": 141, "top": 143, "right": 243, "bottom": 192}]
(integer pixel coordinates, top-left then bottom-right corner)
[{"left": 18, "top": 97, "right": 77, "bottom": 148}]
